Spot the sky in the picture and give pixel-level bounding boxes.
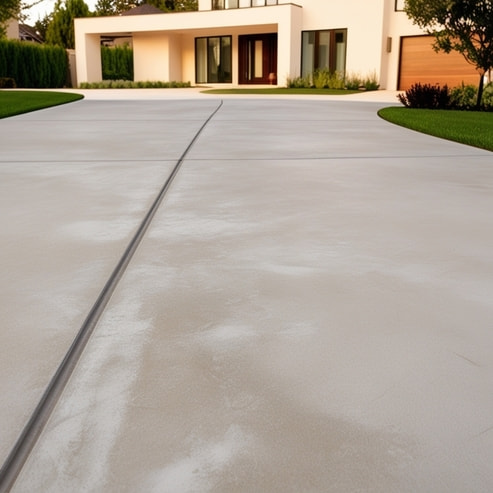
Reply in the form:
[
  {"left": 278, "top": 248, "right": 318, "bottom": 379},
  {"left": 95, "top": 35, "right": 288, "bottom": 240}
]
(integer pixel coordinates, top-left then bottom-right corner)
[{"left": 25, "top": 0, "right": 98, "bottom": 23}]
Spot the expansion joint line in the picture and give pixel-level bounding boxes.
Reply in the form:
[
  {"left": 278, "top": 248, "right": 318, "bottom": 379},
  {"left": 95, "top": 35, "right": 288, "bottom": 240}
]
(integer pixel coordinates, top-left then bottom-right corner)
[{"left": 0, "top": 99, "right": 224, "bottom": 493}]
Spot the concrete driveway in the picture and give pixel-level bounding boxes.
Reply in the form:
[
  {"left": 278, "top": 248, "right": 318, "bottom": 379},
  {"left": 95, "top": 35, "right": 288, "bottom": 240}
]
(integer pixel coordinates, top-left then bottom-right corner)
[{"left": 1, "top": 90, "right": 493, "bottom": 492}]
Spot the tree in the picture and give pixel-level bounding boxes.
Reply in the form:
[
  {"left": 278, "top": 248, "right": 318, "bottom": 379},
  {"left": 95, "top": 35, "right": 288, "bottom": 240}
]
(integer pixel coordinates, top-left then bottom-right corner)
[
  {"left": 405, "top": 0, "right": 493, "bottom": 109},
  {"left": 45, "top": 0, "right": 90, "bottom": 49},
  {"left": 94, "top": 0, "right": 116, "bottom": 15},
  {"left": 93, "top": 0, "right": 197, "bottom": 15},
  {"left": 34, "top": 13, "right": 51, "bottom": 40},
  {"left": 154, "top": 0, "right": 198, "bottom": 11}
]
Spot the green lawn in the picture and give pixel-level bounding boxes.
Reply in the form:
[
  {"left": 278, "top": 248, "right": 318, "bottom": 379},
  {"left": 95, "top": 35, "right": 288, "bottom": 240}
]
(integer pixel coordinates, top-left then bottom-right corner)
[
  {"left": 201, "top": 88, "right": 360, "bottom": 95},
  {"left": 378, "top": 107, "right": 493, "bottom": 152},
  {"left": 0, "top": 90, "right": 84, "bottom": 119}
]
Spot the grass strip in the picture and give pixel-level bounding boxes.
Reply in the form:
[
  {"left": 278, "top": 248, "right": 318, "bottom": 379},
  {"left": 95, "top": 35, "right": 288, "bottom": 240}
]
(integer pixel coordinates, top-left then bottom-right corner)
[
  {"left": 201, "top": 88, "right": 361, "bottom": 95},
  {"left": 0, "top": 90, "right": 84, "bottom": 119},
  {"left": 378, "top": 107, "right": 493, "bottom": 152}
]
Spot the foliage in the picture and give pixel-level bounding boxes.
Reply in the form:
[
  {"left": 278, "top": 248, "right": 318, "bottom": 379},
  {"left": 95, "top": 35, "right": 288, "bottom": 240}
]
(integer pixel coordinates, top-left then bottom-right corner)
[
  {"left": 363, "top": 70, "right": 380, "bottom": 91},
  {"left": 450, "top": 82, "right": 493, "bottom": 110},
  {"left": 0, "top": 39, "right": 68, "bottom": 87},
  {"left": 101, "top": 44, "right": 133, "bottom": 80},
  {"left": 399, "top": 81, "right": 493, "bottom": 110},
  {"left": 148, "top": 0, "right": 197, "bottom": 11},
  {"left": 94, "top": 0, "right": 197, "bottom": 15},
  {"left": 79, "top": 79, "right": 191, "bottom": 88},
  {"left": 0, "top": 77, "right": 16, "bottom": 88},
  {"left": 34, "top": 14, "right": 51, "bottom": 40},
  {"left": 344, "top": 72, "right": 362, "bottom": 90},
  {"left": 312, "top": 69, "right": 345, "bottom": 89},
  {"left": 404, "top": 0, "right": 493, "bottom": 108},
  {"left": 398, "top": 83, "right": 451, "bottom": 109},
  {"left": 378, "top": 106, "right": 493, "bottom": 152},
  {"left": 287, "top": 70, "right": 379, "bottom": 92},
  {"left": 45, "top": 0, "right": 90, "bottom": 49},
  {"left": 202, "top": 87, "right": 360, "bottom": 95},
  {"left": 0, "top": 90, "right": 83, "bottom": 119},
  {"left": 286, "top": 74, "right": 312, "bottom": 88}
]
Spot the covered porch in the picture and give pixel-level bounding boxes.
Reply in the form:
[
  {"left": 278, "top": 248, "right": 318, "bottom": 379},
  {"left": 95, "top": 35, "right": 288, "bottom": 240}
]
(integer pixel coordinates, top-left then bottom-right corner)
[{"left": 74, "top": 4, "right": 303, "bottom": 87}]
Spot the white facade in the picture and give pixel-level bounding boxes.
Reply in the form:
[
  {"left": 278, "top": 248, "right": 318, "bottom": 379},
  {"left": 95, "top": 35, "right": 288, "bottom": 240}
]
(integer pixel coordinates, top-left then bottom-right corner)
[{"left": 74, "top": 0, "right": 425, "bottom": 89}]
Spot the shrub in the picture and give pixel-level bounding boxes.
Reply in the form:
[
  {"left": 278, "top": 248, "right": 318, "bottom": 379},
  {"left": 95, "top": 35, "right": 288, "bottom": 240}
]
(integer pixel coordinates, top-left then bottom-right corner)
[
  {"left": 0, "top": 40, "right": 67, "bottom": 88},
  {"left": 363, "top": 70, "right": 380, "bottom": 91},
  {"left": 0, "top": 77, "right": 16, "bottom": 88},
  {"left": 398, "top": 83, "right": 450, "bottom": 109},
  {"left": 286, "top": 75, "right": 311, "bottom": 88},
  {"left": 344, "top": 72, "right": 362, "bottom": 90},
  {"left": 101, "top": 44, "right": 134, "bottom": 81},
  {"left": 344, "top": 71, "right": 380, "bottom": 91},
  {"left": 450, "top": 82, "right": 493, "bottom": 110},
  {"left": 482, "top": 84, "right": 493, "bottom": 109},
  {"left": 450, "top": 83, "right": 477, "bottom": 110},
  {"left": 79, "top": 80, "right": 192, "bottom": 89},
  {"left": 312, "top": 69, "right": 345, "bottom": 89}
]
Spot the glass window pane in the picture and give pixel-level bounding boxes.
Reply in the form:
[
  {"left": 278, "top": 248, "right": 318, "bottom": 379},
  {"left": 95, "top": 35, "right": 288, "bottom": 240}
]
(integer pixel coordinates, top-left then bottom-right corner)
[
  {"left": 213, "top": 0, "right": 224, "bottom": 8},
  {"left": 239, "top": 0, "right": 250, "bottom": 6},
  {"left": 254, "top": 40, "right": 263, "bottom": 78},
  {"left": 196, "top": 36, "right": 232, "bottom": 83},
  {"left": 318, "top": 31, "right": 330, "bottom": 70},
  {"left": 196, "top": 38, "right": 207, "bottom": 83},
  {"left": 252, "top": 0, "right": 265, "bottom": 6},
  {"left": 207, "top": 37, "right": 220, "bottom": 83},
  {"left": 225, "top": 0, "right": 238, "bottom": 7},
  {"left": 302, "top": 31, "right": 315, "bottom": 77},
  {"left": 335, "top": 30, "right": 346, "bottom": 73},
  {"left": 220, "top": 36, "right": 232, "bottom": 82}
]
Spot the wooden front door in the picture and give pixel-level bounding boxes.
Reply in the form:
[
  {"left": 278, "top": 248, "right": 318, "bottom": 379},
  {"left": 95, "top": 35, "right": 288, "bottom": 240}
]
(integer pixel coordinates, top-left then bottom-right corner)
[{"left": 238, "top": 33, "right": 278, "bottom": 84}]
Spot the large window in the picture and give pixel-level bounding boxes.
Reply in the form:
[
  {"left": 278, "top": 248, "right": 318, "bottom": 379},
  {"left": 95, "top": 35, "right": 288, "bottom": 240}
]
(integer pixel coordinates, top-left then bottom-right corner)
[
  {"left": 301, "top": 29, "right": 347, "bottom": 77},
  {"left": 196, "top": 36, "right": 232, "bottom": 83},
  {"left": 213, "top": 0, "right": 277, "bottom": 8}
]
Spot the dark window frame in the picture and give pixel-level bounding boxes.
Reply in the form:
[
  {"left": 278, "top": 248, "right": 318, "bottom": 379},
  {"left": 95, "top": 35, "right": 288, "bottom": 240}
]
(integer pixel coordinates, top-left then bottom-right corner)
[
  {"left": 195, "top": 35, "right": 233, "bottom": 84},
  {"left": 300, "top": 28, "right": 347, "bottom": 77},
  {"left": 395, "top": 0, "right": 405, "bottom": 11},
  {"left": 213, "top": 0, "right": 278, "bottom": 9}
]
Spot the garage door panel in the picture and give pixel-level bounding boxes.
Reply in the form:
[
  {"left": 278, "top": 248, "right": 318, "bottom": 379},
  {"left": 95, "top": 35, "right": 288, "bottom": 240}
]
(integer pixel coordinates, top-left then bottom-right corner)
[{"left": 399, "top": 35, "right": 479, "bottom": 90}]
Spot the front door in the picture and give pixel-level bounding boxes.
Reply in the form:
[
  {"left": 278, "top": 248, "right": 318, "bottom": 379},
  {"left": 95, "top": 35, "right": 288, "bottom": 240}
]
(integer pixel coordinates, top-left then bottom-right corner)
[{"left": 238, "top": 33, "right": 277, "bottom": 84}]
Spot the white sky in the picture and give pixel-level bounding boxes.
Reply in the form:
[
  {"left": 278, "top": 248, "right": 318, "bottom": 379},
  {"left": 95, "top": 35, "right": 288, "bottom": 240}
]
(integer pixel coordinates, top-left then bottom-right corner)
[{"left": 25, "top": 0, "right": 98, "bottom": 23}]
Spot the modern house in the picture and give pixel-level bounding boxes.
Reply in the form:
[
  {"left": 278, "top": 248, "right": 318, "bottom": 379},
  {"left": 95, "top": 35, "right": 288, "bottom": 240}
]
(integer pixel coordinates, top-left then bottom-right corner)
[{"left": 74, "top": 0, "right": 481, "bottom": 90}]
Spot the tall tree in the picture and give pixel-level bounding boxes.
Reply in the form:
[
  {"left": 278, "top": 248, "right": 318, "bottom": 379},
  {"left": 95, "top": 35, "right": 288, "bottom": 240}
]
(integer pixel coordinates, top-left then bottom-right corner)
[
  {"left": 94, "top": 0, "right": 117, "bottom": 16},
  {"left": 405, "top": 0, "right": 493, "bottom": 108},
  {"left": 45, "top": 0, "right": 90, "bottom": 48},
  {"left": 34, "top": 13, "right": 51, "bottom": 40},
  {"left": 153, "top": 0, "right": 198, "bottom": 11},
  {"left": 94, "top": 0, "right": 197, "bottom": 15}
]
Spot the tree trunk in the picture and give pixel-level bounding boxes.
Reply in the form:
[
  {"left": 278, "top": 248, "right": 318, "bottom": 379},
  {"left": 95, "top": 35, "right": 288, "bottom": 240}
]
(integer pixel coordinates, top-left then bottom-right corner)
[{"left": 476, "top": 72, "right": 485, "bottom": 110}]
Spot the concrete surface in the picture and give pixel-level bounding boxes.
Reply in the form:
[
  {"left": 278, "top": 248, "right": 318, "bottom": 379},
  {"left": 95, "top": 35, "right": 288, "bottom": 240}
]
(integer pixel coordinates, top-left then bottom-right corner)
[{"left": 1, "top": 90, "right": 493, "bottom": 492}]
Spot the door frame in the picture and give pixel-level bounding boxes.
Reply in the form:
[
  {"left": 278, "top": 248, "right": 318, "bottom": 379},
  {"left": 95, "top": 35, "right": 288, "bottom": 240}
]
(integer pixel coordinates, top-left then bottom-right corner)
[{"left": 238, "top": 33, "right": 278, "bottom": 84}]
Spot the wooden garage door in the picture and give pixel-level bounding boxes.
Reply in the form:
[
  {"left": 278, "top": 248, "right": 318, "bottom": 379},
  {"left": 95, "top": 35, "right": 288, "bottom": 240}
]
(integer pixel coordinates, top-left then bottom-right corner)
[{"left": 399, "top": 35, "right": 479, "bottom": 90}]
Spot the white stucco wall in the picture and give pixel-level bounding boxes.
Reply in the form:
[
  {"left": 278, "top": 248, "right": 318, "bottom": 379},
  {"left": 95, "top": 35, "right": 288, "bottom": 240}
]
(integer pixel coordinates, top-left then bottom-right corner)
[{"left": 133, "top": 33, "right": 183, "bottom": 82}]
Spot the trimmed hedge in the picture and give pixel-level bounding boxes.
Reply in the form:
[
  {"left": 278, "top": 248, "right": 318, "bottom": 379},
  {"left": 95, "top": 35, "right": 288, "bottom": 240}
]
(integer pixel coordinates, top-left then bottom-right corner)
[
  {"left": 0, "top": 40, "right": 68, "bottom": 88},
  {"left": 101, "top": 45, "right": 133, "bottom": 81}
]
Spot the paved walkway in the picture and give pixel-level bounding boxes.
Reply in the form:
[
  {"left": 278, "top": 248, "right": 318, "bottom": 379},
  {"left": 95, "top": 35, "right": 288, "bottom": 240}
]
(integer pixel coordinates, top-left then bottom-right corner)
[{"left": 1, "top": 91, "right": 493, "bottom": 492}]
